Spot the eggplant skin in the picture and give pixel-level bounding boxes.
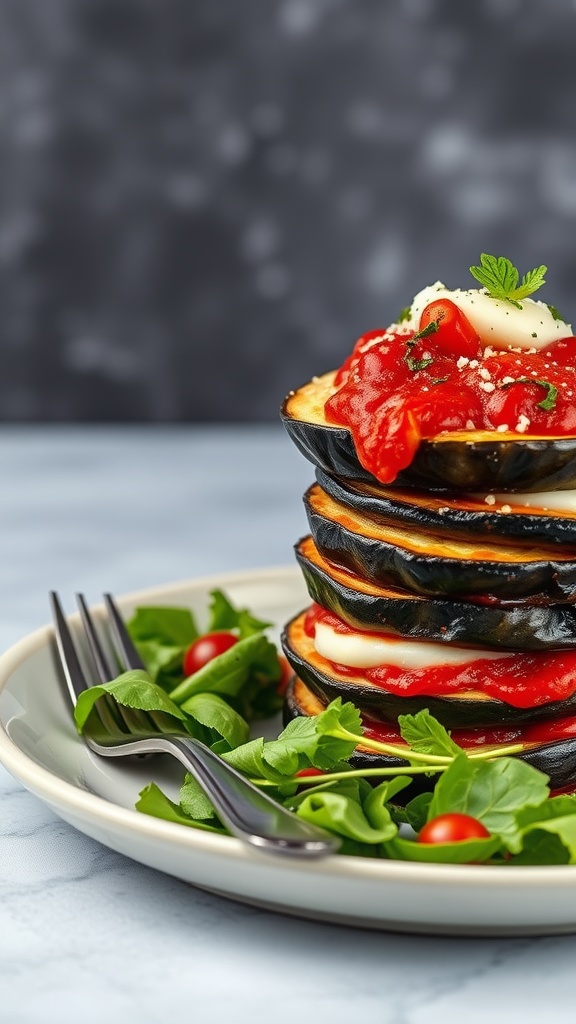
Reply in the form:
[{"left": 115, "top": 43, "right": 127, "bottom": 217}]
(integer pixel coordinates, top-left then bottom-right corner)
[
  {"left": 305, "top": 484, "right": 576, "bottom": 604},
  {"left": 283, "top": 678, "right": 576, "bottom": 791},
  {"left": 316, "top": 468, "right": 576, "bottom": 548},
  {"left": 295, "top": 537, "right": 576, "bottom": 651},
  {"left": 281, "top": 610, "right": 576, "bottom": 729},
  {"left": 281, "top": 373, "right": 576, "bottom": 492}
]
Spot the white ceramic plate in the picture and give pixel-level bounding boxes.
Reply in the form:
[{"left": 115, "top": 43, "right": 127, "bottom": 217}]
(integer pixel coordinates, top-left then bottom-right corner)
[{"left": 3, "top": 566, "right": 576, "bottom": 936}]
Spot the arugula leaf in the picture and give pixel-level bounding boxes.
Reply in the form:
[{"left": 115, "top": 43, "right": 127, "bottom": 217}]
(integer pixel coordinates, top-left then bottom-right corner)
[
  {"left": 427, "top": 754, "right": 550, "bottom": 850},
  {"left": 168, "top": 633, "right": 280, "bottom": 709},
  {"left": 294, "top": 785, "right": 398, "bottom": 844},
  {"left": 384, "top": 833, "right": 501, "bottom": 864},
  {"left": 74, "top": 670, "right": 187, "bottom": 735},
  {"left": 469, "top": 254, "right": 547, "bottom": 307},
  {"left": 128, "top": 606, "right": 198, "bottom": 647},
  {"left": 507, "top": 829, "right": 570, "bottom": 866},
  {"left": 136, "top": 783, "right": 225, "bottom": 833},
  {"left": 518, "top": 817, "right": 576, "bottom": 864},
  {"left": 208, "top": 589, "right": 271, "bottom": 638},
  {"left": 179, "top": 774, "right": 219, "bottom": 821},
  {"left": 180, "top": 692, "right": 249, "bottom": 752},
  {"left": 133, "top": 640, "right": 186, "bottom": 688},
  {"left": 398, "top": 709, "right": 461, "bottom": 759},
  {"left": 403, "top": 791, "right": 434, "bottom": 833}
]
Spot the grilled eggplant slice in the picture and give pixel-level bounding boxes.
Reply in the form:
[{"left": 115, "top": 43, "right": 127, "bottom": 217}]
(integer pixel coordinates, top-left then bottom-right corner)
[
  {"left": 305, "top": 483, "right": 576, "bottom": 603},
  {"left": 316, "top": 469, "right": 576, "bottom": 548},
  {"left": 284, "top": 677, "right": 576, "bottom": 791},
  {"left": 282, "top": 372, "right": 576, "bottom": 492},
  {"left": 281, "top": 610, "right": 576, "bottom": 728},
  {"left": 295, "top": 536, "right": 576, "bottom": 651}
]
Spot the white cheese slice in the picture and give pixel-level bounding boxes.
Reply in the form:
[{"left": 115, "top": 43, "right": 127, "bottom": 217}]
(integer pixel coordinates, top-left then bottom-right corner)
[
  {"left": 477, "top": 489, "right": 576, "bottom": 513},
  {"left": 314, "top": 622, "right": 512, "bottom": 670},
  {"left": 405, "top": 281, "right": 571, "bottom": 351}
]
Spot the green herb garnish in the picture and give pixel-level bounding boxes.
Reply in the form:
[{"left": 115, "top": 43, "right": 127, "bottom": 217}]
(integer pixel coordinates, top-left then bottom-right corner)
[
  {"left": 404, "top": 320, "right": 439, "bottom": 372},
  {"left": 469, "top": 254, "right": 547, "bottom": 309},
  {"left": 397, "top": 305, "right": 411, "bottom": 323},
  {"left": 547, "top": 303, "right": 565, "bottom": 322},
  {"left": 501, "top": 377, "right": 558, "bottom": 411}
]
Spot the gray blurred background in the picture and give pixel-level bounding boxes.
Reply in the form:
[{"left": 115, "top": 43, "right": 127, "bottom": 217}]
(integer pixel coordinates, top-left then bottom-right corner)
[{"left": 0, "top": 0, "right": 575, "bottom": 422}]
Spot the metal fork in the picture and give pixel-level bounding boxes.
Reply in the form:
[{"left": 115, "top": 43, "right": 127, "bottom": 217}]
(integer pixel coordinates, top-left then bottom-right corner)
[{"left": 49, "top": 592, "right": 340, "bottom": 858}]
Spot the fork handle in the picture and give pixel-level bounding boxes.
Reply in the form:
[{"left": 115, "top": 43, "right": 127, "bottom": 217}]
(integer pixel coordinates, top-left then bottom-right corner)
[{"left": 88, "top": 734, "right": 340, "bottom": 857}]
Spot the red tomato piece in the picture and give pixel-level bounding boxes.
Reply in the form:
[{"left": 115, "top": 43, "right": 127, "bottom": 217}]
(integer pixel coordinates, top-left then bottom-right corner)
[
  {"left": 418, "top": 813, "right": 491, "bottom": 844},
  {"left": 419, "top": 298, "right": 481, "bottom": 361},
  {"left": 183, "top": 631, "right": 238, "bottom": 676},
  {"left": 276, "top": 655, "right": 294, "bottom": 695}
]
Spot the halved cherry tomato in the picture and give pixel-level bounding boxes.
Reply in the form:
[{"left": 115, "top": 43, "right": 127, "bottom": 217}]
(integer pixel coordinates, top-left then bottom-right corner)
[
  {"left": 418, "top": 813, "right": 491, "bottom": 844},
  {"left": 183, "top": 631, "right": 238, "bottom": 676},
  {"left": 419, "top": 299, "right": 481, "bottom": 361}
]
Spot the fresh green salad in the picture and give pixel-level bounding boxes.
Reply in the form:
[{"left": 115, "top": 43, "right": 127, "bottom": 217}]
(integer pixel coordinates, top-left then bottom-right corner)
[{"left": 74, "top": 592, "right": 576, "bottom": 866}]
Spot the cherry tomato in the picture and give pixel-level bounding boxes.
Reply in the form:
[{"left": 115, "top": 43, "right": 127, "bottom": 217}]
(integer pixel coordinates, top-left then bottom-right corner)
[
  {"left": 183, "top": 631, "right": 238, "bottom": 676},
  {"left": 419, "top": 299, "right": 481, "bottom": 361},
  {"left": 295, "top": 768, "right": 325, "bottom": 778},
  {"left": 418, "top": 813, "right": 491, "bottom": 844}
]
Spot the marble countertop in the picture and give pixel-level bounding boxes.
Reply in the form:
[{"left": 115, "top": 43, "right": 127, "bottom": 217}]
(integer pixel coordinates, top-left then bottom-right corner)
[{"left": 2, "top": 425, "right": 576, "bottom": 1024}]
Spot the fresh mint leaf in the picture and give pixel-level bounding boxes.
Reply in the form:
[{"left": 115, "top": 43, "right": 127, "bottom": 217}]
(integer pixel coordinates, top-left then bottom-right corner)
[
  {"left": 74, "top": 670, "right": 187, "bottom": 735},
  {"left": 136, "top": 783, "right": 225, "bottom": 833},
  {"left": 180, "top": 692, "right": 249, "bottom": 752},
  {"left": 128, "top": 606, "right": 198, "bottom": 647},
  {"left": 515, "top": 264, "right": 547, "bottom": 300},
  {"left": 427, "top": 754, "right": 549, "bottom": 850},
  {"left": 469, "top": 254, "right": 547, "bottom": 306},
  {"left": 398, "top": 709, "right": 461, "bottom": 759}
]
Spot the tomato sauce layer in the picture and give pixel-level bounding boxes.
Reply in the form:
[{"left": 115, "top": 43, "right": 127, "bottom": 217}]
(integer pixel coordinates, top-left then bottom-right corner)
[
  {"left": 325, "top": 312, "right": 576, "bottom": 484},
  {"left": 303, "top": 603, "right": 576, "bottom": 709},
  {"left": 361, "top": 713, "right": 576, "bottom": 750}
]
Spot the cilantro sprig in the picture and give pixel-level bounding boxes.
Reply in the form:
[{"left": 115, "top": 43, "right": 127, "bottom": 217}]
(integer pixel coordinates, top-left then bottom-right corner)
[{"left": 469, "top": 254, "right": 547, "bottom": 309}]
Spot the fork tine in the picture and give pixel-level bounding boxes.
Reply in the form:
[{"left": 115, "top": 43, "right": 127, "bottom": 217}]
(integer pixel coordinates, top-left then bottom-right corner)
[
  {"left": 49, "top": 591, "right": 90, "bottom": 705},
  {"left": 103, "top": 593, "right": 144, "bottom": 671},
  {"left": 76, "top": 594, "right": 116, "bottom": 685},
  {"left": 50, "top": 592, "right": 130, "bottom": 735}
]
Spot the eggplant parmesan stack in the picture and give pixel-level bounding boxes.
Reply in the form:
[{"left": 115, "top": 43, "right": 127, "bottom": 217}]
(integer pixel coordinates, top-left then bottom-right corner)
[{"left": 279, "top": 259, "right": 576, "bottom": 791}]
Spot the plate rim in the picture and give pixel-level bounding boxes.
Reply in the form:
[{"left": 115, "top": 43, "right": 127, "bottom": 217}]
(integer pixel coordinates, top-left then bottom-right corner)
[{"left": 2, "top": 563, "right": 576, "bottom": 891}]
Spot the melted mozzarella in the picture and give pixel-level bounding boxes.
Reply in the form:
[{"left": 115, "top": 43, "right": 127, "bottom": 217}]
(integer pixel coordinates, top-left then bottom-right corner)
[
  {"left": 405, "top": 281, "right": 571, "bottom": 351},
  {"left": 314, "top": 622, "right": 512, "bottom": 670},
  {"left": 479, "top": 489, "right": 576, "bottom": 513}
]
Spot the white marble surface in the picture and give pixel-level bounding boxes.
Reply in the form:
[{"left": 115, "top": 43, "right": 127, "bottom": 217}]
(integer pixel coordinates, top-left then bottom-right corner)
[{"left": 2, "top": 425, "right": 576, "bottom": 1024}]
